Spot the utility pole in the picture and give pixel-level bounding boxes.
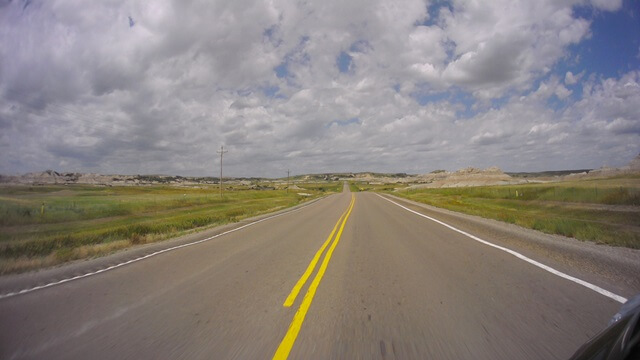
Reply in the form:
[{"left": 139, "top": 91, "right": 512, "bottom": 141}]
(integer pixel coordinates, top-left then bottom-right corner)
[
  {"left": 217, "top": 145, "right": 228, "bottom": 198},
  {"left": 287, "top": 169, "right": 290, "bottom": 193}
]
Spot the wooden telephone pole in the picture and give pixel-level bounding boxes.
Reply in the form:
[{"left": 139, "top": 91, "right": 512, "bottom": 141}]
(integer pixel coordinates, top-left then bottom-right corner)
[
  {"left": 217, "top": 146, "right": 228, "bottom": 198},
  {"left": 287, "top": 169, "right": 290, "bottom": 193}
]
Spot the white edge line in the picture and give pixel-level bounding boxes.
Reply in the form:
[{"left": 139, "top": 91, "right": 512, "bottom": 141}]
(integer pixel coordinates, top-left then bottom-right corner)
[
  {"left": 375, "top": 194, "right": 628, "bottom": 304},
  {"left": 0, "top": 198, "right": 324, "bottom": 300}
]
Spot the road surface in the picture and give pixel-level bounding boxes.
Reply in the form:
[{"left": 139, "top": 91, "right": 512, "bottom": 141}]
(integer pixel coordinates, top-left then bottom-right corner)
[{"left": 1, "top": 184, "right": 638, "bottom": 359}]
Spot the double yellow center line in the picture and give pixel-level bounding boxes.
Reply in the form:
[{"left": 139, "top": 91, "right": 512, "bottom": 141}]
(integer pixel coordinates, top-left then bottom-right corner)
[{"left": 273, "top": 194, "right": 356, "bottom": 360}]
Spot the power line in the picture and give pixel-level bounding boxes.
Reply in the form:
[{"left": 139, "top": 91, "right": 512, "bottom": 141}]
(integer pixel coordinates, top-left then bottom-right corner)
[{"left": 216, "top": 145, "right": 228, "bottom": 198}]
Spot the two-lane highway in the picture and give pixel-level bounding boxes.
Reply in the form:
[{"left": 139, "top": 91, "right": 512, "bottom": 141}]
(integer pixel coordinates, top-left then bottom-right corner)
[{"left": 0, "top": 185, "right": 633, "bottom": 359}]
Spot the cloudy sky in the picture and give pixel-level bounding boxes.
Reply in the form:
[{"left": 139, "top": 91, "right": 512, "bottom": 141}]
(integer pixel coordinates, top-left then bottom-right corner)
[{"left": 1, "top": 0, "right": 639, "bottom": 177}]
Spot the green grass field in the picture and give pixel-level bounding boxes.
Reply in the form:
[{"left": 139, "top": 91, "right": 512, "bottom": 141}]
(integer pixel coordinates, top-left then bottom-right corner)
[
  {"left": 381, "top": 175, "right": 640, "bottom": 248},
  {"left": 0, "top": 182, "right": 341, "bottom": 273}
]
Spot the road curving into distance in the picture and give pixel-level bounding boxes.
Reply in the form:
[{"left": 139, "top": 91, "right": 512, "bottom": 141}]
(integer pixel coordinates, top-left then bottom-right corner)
[{"left": 1, "top": 183, "right": 636, "bottom": 359}]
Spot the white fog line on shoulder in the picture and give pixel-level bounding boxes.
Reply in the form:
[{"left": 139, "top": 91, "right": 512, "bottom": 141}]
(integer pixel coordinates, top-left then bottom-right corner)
[
  {"left": 0, "top": 197, "right": 325, "bottom": 300},
  {"left": 375, "top": 194, "right": 628, "bottom": 304}
]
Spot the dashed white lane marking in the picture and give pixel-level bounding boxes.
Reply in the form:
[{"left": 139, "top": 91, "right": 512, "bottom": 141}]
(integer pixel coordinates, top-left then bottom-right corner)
[
  {"left": 0, "top": 198, "right": 325, "bottom": 300},
  {"left": 376, "top": 194, "right": 628, "bottom": 304}
]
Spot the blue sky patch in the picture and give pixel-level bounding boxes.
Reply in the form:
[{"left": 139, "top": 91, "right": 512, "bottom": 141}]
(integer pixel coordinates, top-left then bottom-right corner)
[
  {"left": 567, "top": 0, "right": 640, "bottom": 78},
  {"left": 261, "top": 85, "right": 280, "bottom": 98},
  {"left": 274, "top": 62, "right": 289, "bottom": 78},
  {"left": 421, "top": 0, "right": 452, "bottom": 27},
  {"left": 412, "top": 91, "right": 449, "bottom": 106},
  {"left": 337, "top": 51, "right": 353, "bottom": 74}
]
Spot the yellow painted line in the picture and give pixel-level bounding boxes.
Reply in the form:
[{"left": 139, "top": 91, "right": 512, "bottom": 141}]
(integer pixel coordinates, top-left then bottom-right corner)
[
  {"left": 273, "top": 194, "right": 355, "bottom": 360},
  {"left": 283, "top": 210, "right": 347, "bottom": 307}
]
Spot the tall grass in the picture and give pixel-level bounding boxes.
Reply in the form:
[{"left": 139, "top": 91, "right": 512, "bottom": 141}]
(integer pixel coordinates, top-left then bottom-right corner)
[
  {"left": 0, "top": 183, "right": 339, "bottom": 273},
  {"left": 409, "top": 182, "right": 640, "bottom": 205},
  {"left": 387, "top": 176, "right": 640, "bottom": 248}
]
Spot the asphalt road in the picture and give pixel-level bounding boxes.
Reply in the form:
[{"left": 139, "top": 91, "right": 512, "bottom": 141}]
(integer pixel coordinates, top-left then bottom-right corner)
[{"left": 1, "top": 184, "right": 636, "bottom": 359}]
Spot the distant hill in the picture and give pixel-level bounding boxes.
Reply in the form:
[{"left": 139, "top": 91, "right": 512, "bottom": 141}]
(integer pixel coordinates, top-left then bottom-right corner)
[
  {"left": 2, "top": 155, "right": 638, "bottom": 187},
  {"left": 0, "top": 171, "right": 221, "bottom": 186},
  {"left": 506, "top": 169, "right": 593, "bottom": 178}
]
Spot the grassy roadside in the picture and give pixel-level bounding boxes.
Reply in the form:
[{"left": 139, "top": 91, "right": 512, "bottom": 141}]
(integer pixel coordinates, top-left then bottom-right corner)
[
  {"left": 383, "top": 175, "right": 640, "bottom": 248},
  {"left": 0, "top": 182, "right": 341, "bottom": 274}
]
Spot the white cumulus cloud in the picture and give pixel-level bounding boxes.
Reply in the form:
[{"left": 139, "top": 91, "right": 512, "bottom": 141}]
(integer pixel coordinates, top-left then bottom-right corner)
[{"left": 0, "top": 0, "right": 636, "bottom": 176}]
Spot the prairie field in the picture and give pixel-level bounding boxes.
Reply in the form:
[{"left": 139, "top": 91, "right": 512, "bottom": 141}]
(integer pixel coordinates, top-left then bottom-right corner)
[
  {"left": 0, "top": 182, "right": 340, "bottom": 273},
  {"left": 363, "top": 175, "right": 640, "bottom": 248}
]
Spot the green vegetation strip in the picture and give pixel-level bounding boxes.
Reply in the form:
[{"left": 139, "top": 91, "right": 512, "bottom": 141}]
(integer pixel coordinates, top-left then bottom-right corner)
[
  {"left": 348, "top": 182, "right": 360, "bottom": 192},
  {"left": 0, "top": 182, "right": 341, "bottom": 273},
  {"left": 385, "top": 175, "right": 640, "bottom": 249}
]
